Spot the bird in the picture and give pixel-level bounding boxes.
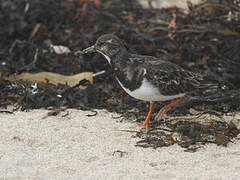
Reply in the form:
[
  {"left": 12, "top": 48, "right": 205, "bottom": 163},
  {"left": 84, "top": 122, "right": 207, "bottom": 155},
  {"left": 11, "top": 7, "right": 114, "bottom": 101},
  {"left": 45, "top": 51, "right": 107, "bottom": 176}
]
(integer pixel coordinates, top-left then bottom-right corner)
[{"left": 81, "top": 34, "right": 217, "bottom": 128}]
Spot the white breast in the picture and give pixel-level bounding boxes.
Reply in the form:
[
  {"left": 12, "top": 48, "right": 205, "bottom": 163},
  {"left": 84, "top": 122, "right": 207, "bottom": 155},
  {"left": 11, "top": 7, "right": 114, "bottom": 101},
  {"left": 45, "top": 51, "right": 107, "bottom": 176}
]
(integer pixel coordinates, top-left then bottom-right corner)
[{"left": 116, "top": 78, "right": 185, "bottom": 102}]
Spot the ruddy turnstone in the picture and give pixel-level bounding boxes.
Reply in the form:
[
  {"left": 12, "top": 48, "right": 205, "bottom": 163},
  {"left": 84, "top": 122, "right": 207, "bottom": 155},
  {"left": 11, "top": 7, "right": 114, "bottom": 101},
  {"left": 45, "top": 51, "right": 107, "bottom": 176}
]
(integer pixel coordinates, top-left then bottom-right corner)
[{"left": 82, "top": 34, "right": 216, "bottom": 128}]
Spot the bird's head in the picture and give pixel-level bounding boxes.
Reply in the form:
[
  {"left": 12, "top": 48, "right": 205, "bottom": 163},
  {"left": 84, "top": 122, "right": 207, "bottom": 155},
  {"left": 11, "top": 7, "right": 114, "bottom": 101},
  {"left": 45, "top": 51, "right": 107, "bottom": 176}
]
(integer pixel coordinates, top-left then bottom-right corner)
[{"left": 82, "top": 34, "right": 127, "bottom": 64}]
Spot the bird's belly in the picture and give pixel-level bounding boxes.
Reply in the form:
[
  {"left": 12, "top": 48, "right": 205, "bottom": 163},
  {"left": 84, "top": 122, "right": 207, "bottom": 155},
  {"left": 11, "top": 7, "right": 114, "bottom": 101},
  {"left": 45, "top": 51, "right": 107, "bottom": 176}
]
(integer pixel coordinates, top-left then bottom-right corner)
[{"left": 117, "top": 78, "right": 185, "bottom": 102}]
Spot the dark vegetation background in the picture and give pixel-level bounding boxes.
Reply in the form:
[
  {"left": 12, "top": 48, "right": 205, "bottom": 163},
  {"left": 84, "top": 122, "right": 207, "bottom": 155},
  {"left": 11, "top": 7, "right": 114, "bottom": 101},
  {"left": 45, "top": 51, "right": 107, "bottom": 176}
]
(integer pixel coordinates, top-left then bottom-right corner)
[{"left": 0, "top": 0, "right": 240, "bottom": 111}]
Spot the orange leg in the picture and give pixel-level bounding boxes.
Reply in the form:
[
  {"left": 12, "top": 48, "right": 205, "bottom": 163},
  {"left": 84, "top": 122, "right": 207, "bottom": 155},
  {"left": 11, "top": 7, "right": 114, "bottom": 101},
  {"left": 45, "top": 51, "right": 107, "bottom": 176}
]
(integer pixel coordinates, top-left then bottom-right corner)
[
  {"left": 140, "top": 102, "right": 155, "bottom": 128},
  {"left": 155, "top": 97, "right": 185, "bottom": 120}
]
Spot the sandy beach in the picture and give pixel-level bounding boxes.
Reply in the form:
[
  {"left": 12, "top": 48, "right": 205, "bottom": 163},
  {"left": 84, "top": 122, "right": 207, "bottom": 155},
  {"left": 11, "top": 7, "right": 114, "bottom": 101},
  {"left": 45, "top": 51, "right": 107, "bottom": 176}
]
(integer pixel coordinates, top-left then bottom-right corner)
[{"left": 0, "top": 108, "right": 240, "bottom": 179}]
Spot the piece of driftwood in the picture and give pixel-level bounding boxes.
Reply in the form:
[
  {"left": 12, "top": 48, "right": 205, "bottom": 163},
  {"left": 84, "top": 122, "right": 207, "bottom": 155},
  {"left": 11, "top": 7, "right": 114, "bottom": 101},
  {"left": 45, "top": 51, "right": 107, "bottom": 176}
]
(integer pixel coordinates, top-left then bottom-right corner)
[{"left": 7, "top": 72, "right": 94, "bottom": 89}]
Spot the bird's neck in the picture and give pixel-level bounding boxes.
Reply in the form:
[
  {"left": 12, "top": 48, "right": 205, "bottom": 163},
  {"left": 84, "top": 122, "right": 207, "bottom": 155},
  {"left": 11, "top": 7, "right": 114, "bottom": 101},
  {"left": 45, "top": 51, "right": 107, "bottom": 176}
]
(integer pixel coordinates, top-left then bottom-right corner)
[{"left": 109, "top": 50, "right": 144, "bottom": 92}]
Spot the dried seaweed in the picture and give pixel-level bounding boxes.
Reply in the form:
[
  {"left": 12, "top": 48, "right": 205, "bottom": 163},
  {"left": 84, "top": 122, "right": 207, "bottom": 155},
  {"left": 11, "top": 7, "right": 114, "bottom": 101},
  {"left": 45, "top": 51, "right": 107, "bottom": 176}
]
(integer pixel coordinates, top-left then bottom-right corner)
[{"left": 136, "top": 112, "right": 240, "bottom": 150}]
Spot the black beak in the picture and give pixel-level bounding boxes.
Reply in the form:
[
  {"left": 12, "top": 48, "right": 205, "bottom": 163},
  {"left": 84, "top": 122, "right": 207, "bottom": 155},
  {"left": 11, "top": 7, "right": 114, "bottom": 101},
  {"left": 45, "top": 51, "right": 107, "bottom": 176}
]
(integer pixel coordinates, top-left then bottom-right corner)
[{"left": 82, "top": 45, "right": 96, "bottom": 54}]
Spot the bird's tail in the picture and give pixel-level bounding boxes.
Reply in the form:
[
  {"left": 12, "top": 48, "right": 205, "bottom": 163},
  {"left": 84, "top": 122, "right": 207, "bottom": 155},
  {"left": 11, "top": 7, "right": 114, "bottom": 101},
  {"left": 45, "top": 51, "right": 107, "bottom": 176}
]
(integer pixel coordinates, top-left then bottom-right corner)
[{"left": 198, "top": 76, "right": 232, "bottom": 95}]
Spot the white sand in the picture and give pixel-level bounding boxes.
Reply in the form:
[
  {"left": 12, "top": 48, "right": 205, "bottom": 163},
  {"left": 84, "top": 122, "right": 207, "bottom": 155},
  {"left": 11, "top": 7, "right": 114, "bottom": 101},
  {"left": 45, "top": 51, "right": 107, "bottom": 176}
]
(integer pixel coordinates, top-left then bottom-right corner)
[{"left": 0, "top": 108, "right": 240, "bottom": 179}]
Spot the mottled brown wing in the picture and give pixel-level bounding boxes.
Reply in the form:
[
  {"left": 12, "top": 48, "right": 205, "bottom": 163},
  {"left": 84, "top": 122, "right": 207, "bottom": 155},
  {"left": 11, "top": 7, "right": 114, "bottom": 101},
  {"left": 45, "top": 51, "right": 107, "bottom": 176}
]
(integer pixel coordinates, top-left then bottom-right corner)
[{"left": 144, "top": 60, "right": 203, "bottom": 96}]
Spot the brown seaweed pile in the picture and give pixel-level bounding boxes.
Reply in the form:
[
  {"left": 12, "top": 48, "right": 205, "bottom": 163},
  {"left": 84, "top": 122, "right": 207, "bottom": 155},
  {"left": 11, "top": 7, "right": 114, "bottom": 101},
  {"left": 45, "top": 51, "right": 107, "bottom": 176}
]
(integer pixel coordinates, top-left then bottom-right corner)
[{"left": 135, "top": 110, "right": 240, "bottom": 151}]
